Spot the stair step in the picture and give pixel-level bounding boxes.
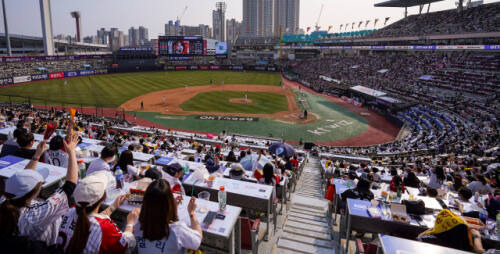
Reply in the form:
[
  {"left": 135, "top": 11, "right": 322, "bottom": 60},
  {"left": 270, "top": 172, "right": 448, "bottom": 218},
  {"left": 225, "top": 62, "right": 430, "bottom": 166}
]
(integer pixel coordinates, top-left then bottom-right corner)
[
  {"left": 291, "top": 204, "right": 327, "bottom": 213},
  {"left": 286, "top": 221, "right": 329, "bottom": 233},
  {"left": 281, "top": 231, "right": 335, "bottom": 249},
  {"left": 284, "top": 225, "right": 330, "bottom": 239},
  {"left": 296, "top": 188, "right": 321, "bottom": 193},
  {"left": 290, "top": 208, "right": 326, "bottom": 217},
  {"left": 287, "top": 215, "right": 329, "bottom": 227},
  {"left": 288, "top": 211, "right": 329, "bottom": 223},
  {"left": 277, "top": 238, "right": 334, "bottom": 254}
]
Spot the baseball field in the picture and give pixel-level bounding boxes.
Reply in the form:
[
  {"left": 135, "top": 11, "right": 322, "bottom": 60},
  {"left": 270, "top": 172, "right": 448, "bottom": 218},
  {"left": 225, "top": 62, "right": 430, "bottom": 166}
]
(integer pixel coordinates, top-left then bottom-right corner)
[{"left": 0, "top": 71, "right": 400, "bottom": 145}]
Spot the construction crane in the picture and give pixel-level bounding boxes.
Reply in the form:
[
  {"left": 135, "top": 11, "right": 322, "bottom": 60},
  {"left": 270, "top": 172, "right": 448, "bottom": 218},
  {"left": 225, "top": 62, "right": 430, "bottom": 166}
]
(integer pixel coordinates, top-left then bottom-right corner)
[
  {"left": 315, "top": 4, "right": 324, "bottom": 31},
  {"left": 176, "top": 6, "right": 188, "bottom": 23}
]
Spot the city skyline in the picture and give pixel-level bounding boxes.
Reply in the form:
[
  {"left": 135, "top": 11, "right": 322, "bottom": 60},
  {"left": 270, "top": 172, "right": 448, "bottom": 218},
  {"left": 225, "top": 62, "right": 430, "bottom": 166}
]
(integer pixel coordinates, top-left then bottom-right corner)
[{"left": 2, "top": 0, "right": 500, "bottom": 40}]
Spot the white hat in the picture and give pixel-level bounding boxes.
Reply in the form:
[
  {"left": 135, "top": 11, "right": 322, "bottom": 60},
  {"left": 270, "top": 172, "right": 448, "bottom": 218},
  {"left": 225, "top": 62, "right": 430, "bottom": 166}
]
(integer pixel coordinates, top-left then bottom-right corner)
[
  {"left": 73, "top": 171, "right": 110, "bottom": 206},
  {"left": 5, "top": 168, "right": 49, "bottom": 199}
]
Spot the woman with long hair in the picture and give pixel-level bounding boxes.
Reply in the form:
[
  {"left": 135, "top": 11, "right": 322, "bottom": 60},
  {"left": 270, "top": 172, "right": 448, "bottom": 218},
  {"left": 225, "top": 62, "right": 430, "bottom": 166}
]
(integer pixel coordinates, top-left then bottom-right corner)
[
  {"left": 0, "top": 133, "right": 78, "bottom": 246},
  {"left": 113, "top": 150, "right": 142, "bottom": 178},
  {"left": 57, "top": 171, "right": 139, "bottom": 254},
  {"left": 403, "top": 171, "right": 421, "bottom": 188},
  {"left": 134, "top": 179, "right": 202, "bottom": 253},
  {"left": 428, "top": 166, "right": 445, "bottom": 189}
]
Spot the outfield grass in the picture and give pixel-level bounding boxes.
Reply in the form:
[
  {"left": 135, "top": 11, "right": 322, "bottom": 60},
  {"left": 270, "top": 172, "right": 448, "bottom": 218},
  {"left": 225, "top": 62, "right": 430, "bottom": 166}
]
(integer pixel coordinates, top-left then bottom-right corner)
[
  {"left": 0, "top": 71, "right": 281, "bottom": 107},
  {"left": 179, "top": 91, "right": 288, "bottom": 114}
]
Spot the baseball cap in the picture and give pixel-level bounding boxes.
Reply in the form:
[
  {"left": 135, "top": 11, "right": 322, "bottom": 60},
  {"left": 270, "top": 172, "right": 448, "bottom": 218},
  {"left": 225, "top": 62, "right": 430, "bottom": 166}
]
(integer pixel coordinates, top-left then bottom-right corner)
[
  {"left": 165, "top": 163, "right": 183, "bottom": 176},
  {"left": 5, "top": 168, "right": 49, "bottom": 199},
  {"left": 73, "top": 171, "right": 110, "bottom": 206}
]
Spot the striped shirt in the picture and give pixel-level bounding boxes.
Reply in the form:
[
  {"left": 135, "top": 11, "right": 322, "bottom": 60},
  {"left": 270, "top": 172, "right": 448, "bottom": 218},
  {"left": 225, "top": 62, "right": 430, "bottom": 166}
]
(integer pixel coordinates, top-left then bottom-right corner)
[
  {"left": 17, "top": 181, "right": 75, "bottom": 245},
  {"left": 57, "top": 208, "right": 136, "bottom": 254}
]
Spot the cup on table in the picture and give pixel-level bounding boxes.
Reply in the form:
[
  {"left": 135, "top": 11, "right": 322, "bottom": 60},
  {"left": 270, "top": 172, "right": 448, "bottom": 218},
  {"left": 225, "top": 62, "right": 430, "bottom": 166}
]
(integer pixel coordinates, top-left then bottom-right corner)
[{"left": 207, "top": 175, "right": 215, "bottom": 188}]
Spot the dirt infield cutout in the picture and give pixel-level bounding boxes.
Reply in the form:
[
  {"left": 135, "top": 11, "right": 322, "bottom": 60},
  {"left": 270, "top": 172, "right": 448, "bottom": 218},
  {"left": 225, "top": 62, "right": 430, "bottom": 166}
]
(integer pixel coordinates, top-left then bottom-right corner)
[
  {"left": 120, "top": 84, "right": 316, "bottom": 124},
  {"left": 229, "top": 98, "right": 253, "bottom": 104}
]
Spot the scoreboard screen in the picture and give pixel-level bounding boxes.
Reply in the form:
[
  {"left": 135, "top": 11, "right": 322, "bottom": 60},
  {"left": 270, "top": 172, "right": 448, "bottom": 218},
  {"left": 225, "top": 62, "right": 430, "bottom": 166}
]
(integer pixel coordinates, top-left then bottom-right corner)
[{"left": 158, "top": 36, "right": 204, "bottom": 56}]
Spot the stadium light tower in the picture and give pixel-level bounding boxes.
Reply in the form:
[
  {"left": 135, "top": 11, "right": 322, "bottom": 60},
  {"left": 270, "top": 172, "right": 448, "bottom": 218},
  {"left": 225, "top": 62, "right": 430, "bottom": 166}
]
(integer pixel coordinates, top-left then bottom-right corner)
[
  {"left": 71, "top": 11, "right": 82, "bottom": 42},
  {"left": 1, "top": 0, "right": 12, "bottom": 56}
]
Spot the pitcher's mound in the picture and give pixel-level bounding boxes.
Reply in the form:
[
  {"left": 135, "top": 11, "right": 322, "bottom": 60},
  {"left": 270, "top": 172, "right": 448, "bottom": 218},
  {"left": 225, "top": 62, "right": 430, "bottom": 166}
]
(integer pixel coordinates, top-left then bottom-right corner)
[{"left": 229, "top": 98, "right": 253, "bottom": 104}]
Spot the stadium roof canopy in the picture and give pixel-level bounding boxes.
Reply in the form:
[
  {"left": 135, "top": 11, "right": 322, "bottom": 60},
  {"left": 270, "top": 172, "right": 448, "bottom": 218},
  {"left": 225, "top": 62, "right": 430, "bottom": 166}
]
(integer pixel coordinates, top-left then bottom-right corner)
[{"left": 375, "top": 0, "right": 443, "bottom": 7}]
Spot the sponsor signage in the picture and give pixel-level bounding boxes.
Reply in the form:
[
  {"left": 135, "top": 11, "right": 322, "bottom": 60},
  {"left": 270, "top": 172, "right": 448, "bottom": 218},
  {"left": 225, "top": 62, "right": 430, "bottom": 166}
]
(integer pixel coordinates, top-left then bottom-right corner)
[
  {"left": 65, "top": 71, "right": 78, "bottom": 77},
  {"left": 175, "top": 66, "right": 187, "bottom": 70},
  {"left": 13, "top": 75, "right": 32, "bottom": 84},
  {"left": 49, "top": 72, "right": 65, "bottom": 79},
  {"left": 0, "top": 54, "right": 112, "bottom": 63},
  {"left": 231, "top": 65, "right": 243, "bottom": 70},
  {"left": 209, "top": 65, "right": 220, "bottom": 70},
  {"left": 254, "top": 66, "right": 266, "bottom": 71},
  {"left": 485, "top": 45, "right": 500, "bottom": 50},
  {"left": 166, "top": 66, "right": 175, "bottom": 70},
  {"left": 267, "top": 66, "right": 276, "bottom": 71},
  {"left": 199, "top": 65, "right": 209, "bottom": 70},
  {"left": 94, "top": 69, "right": 108, "bottom": 74},
  {"left": 195, "top": 115, "right": 259, "bottom": 122},
  {"left": 79, "top": 70, "right": 95, "bottom": 76},
  {"left": 189, "top": 65, "right": 198, "bottom": 70},
  {"left": 0, "top": 77, "right": 13, "bottom": 85},
  {"left": 119, "top": 47, "right": 152, "bottom": 52},
  {"left": 31, "top": 74, "right": 48, "bottom": 81}
]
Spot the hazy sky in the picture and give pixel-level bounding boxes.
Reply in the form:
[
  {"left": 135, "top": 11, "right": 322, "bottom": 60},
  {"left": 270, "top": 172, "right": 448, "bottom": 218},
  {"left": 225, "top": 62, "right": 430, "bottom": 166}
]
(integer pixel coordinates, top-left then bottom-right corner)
[{"left": 2, "top": 0, "right": 499, "bottom": 38}]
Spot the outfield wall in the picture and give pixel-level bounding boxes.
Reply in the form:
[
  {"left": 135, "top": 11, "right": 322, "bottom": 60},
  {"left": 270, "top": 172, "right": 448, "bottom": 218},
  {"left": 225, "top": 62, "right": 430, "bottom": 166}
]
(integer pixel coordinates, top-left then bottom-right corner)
[{"left": 0, "top": 65, "right": 280, "bottom": 87}]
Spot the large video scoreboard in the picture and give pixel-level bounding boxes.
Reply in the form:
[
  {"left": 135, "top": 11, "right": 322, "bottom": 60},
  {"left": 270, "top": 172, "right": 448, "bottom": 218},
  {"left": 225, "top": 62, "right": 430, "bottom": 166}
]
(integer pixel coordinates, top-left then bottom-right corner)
[{"left": 158, "top": 36, "right": 204, "bottom": 56}]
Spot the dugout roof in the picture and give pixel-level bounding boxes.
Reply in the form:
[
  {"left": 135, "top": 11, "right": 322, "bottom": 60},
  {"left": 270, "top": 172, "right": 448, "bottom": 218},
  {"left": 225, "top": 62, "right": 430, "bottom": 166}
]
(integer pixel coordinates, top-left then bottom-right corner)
[{"left": 375, "top": 0, "right": 443, "bottom": 7}]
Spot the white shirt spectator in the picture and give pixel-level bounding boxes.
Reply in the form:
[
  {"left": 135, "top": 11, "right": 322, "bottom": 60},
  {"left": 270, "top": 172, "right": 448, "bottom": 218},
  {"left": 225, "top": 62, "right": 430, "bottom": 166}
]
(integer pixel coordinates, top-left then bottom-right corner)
[
  {"left": 86, "top": 158, "right": 111, "bottom": 176},
  {"left": 428, "top": 169, "right": 443, "bottom": 189},
  {"left": 467, "top": 181, "right": 494, "bottom": 195},
  {"left": 134, "top": 221, "right": 202, "bottom": 254},
  {"left": 58, "top": 208, "right": 135, "bottom": 254},
  {"left": 43, "top": 149, "right": 69, "bottom": 168},
  {"left": 17, "top": 182, "right": 74, "bottom": 245}
]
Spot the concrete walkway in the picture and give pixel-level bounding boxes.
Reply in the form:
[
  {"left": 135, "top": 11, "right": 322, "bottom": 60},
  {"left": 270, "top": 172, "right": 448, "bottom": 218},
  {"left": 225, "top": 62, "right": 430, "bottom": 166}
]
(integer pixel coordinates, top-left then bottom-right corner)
[{"left": 276, "top": 158, "right": 337, "bottom": 253}]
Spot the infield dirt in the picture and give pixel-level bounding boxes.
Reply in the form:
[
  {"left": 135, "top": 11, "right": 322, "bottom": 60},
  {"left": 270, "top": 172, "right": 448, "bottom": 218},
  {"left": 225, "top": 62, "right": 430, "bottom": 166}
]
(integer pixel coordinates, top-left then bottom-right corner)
[{"left": 120, "top": 84, "right": 317, "bottom": 124}]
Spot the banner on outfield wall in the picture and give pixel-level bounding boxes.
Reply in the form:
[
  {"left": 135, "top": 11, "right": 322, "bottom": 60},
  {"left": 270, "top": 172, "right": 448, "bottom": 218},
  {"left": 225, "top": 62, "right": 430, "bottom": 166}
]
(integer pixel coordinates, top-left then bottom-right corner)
[
  {"left": 189, "top": 65, "right": 198, "bottom": 70},
  {"left": 79, "top": 70, "right": 95, "bottom": 76},
  {"left": 254, "top": 66, "right": 266, "bottom": 71},
  {"left": 0, "top": 54, "right": 112, "bottom": 63},
  {"left": 13, "top": 75, "right": 32, "bottom": 83},
  {"left": 49, "top": 72, "right": 65, "bottom": 79},
  {"left": 165, "top": 66, "right": 175, "bottom": 70},
  {"left": 199, "top": 65, "right": 209, "bottom": 70},
  {"left": 94, "top": 69, "right": 108, "bottom": 74},
  {"left": 195, "top": 115, "right": 259, "bottom": 122},
  {"left": 231, "top": 65, "right": 243, "bottom": 70},
  {"left": 0, "top": 77, "right": 13, "bottom": 85},
  {"left": 210, "top": 65, "right": 220, "bottom": 70},
  {"left": 65, "top": 71, "right": 78, "bottom": 77},
  {"left": 31, "top": 74, "right": 48, "bottom": 81},
  {"left": 175, "top": 66, "right": 187, "bottom": 70}
]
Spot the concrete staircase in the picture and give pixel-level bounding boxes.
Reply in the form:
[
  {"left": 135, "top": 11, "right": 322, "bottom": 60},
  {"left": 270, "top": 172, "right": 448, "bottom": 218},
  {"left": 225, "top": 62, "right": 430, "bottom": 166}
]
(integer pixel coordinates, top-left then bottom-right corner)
[{"left": 276, "top": 158, "right": 337, "bottom": 254}]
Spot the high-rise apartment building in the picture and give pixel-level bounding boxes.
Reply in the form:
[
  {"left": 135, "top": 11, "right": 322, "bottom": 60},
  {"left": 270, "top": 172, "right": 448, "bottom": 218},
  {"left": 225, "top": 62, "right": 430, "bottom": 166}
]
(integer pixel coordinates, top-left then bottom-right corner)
[
  {"left": 138, "top": 26, "right": 149, "bottom": 45},
  {"left": 274, "top": 0, "right": 300, "bottom": 34},
  {"left": 212, "top": 2, "right": 226, "bottom": 41},
  {"left": 226, "top": 19, "right": 241, "bottom": 43},
  {"left": 128, "top": 27, "right": 138, "bottom": 46}
]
